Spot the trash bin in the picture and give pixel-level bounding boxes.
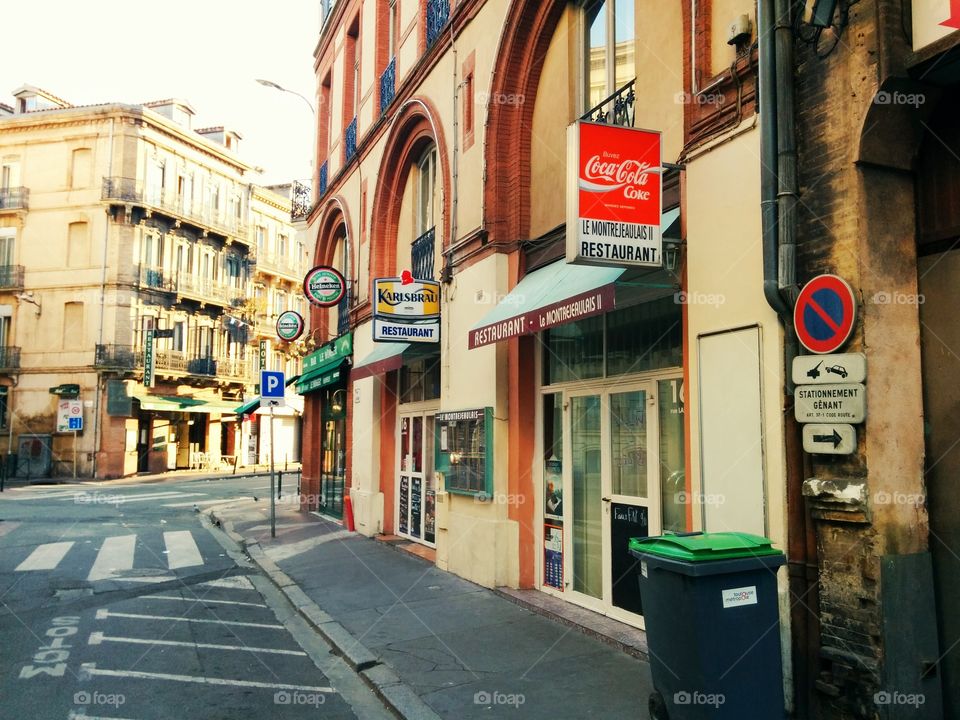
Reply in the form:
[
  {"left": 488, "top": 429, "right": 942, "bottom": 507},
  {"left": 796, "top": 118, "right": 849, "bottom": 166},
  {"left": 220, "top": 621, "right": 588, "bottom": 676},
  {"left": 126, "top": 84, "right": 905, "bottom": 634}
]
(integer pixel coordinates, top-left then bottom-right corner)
[{"left": 629, "top": 532, "right": 786, "bottom": 720}]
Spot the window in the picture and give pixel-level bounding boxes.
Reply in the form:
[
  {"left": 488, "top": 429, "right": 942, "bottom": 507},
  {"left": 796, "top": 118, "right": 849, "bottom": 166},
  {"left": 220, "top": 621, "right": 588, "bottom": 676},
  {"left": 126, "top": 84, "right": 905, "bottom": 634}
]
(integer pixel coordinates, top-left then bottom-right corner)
[
  {"left": 0, "top": 386, "right": 8, "bottom": 429},
  {"left": 70, "top": 148, "right": 92, "bottom": 189},
  {"left": 416, "top": 147, "right": 437, "bottom": 236},
  {"left": 389, "top": 0, "right": 398, "bottom": 57},
  {"left": 63, "top": 302, "right": 84, "bottom": 349},
  {"left": 0, "top": 316, "right": 9, "bottom": 348},
  {"left": 278, "top": 234, "right": 289, "bottom": 261},
  {"left": 0, "top": 229, "right": 15, "bottom": 266},
  {"left": 400, "top": 356, "right": 441, "bottom": 403},
  {"left": 67, "top": 221, "right": 89, "bottom": 267},
  {"left": 173, "top": 321, "right": 186, "bottom": 353},
  {"left": 583, "top": 0, "right": 635, "bottom": 111}
]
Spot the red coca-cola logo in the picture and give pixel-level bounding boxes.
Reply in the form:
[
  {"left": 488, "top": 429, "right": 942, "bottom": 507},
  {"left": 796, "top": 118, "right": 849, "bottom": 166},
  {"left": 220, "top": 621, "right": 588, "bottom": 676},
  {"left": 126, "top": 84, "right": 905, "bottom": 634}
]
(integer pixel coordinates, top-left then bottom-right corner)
[{"left": 582, "top": 155, "right": 654, "bottom": 189}]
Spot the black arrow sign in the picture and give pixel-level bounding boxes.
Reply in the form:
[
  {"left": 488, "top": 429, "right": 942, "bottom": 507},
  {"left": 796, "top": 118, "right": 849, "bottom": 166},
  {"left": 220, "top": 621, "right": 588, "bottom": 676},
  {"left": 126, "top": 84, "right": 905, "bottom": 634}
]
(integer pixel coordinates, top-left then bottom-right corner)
[{"left": 813, "top": 429, "right": 842, "bottom": 448}]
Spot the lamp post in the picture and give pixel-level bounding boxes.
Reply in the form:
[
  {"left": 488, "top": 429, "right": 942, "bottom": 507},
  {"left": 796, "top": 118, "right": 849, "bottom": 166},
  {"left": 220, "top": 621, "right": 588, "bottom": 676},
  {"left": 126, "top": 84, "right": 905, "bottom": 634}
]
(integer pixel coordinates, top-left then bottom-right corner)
[{"left": 255, "top": 79, "right": 316, "bottom": 117}]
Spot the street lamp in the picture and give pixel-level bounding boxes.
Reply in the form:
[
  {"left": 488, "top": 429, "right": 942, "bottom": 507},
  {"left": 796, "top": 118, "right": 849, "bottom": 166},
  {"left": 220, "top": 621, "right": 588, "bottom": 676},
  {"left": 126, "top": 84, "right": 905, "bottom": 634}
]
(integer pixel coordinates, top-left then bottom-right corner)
[{"left": 255, "top": 79, "right": 316, "bottom": 116}]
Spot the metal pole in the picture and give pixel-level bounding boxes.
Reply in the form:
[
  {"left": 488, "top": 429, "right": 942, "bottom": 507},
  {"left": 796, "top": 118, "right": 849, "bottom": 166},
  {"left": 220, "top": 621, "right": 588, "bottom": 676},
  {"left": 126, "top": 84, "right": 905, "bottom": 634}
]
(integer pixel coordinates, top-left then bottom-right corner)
[
  {"left": 269, "top": 405, "right": 276, "bottom": 538},
  {"left": 73, "top": 429, "right": 78, "bottom": 480}
]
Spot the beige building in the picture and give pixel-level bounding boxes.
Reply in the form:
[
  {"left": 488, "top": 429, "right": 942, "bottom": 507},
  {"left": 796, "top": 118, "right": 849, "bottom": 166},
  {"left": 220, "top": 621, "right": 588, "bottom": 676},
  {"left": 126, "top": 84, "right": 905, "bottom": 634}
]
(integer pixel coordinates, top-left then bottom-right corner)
[{"left": 0, "top": 85, "right": 305, "bottom": 479}]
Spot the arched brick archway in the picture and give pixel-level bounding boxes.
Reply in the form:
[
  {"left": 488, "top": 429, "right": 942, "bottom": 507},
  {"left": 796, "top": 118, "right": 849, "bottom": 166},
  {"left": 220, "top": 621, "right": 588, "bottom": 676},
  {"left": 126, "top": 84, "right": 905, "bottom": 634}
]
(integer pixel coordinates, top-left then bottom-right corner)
[
  {"left": 310, "top": 196, "right": 353, "bottom": 339},
  {"left": 483, "top": 0, "right": 566, "bottom": 245},
  {"left": 370, "top": 96, "right": 451, "bottom": 280}
]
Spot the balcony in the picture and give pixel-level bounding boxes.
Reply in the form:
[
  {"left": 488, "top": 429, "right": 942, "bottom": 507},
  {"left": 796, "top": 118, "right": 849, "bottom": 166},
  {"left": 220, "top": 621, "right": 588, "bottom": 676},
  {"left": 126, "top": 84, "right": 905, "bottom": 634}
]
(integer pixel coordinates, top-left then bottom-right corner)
[
  {"left": 291, "top": 180, "right": 312, "bottom": 221},
  {"left": 186, "top": 357, "right": 217, "bottom": 376},
  {"left": 175, "top": 273, "right": 237, "bottom": 306},
  {"left": 583, "top": 78, "right": 636, "bottom": 128},
  {"left": 345, "top": 117, "right": 358, "bottom": 164},
  {"left": 0, "top": 187, "right": 29, "bottom": 211},
  {"left": 102, "top": 177, "right": 249, "bottom": 242},
  {"left": 95, "top": 344, "right": 137, "bottom": 370},
  {"left": 0, "top": 346, "right": 21, "bottom": 373},
  {"left": 0, "top": 265, "right": 24, "bottom": 290},
  {"left": 137, "top": 265, "right": 174, "bottom": 292},
  {"left": 318, "top": 161, "right": 328, "bottom": 198},
  {"left": 426, "top": 0, "right": 450, "bottom": 48},
  {"left": 380, "top": 58, "right": 396, "bottom": 115},
  {"left": 411, "top": 227, "right": 436, "bottom": 281},
  {"left": 255, "top": 253, "right": 304, "bottom": 281}
]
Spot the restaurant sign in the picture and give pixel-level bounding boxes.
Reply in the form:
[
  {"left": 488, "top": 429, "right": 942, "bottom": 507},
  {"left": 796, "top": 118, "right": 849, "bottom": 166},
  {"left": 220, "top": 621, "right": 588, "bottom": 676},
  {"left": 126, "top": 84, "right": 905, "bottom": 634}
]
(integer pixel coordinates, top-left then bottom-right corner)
[
  {"left": 468, "top": 284, "right": 615, "bottom": 349},
  {"left": 566, "top": 121, "right": 662, "bottom": 268},
  {"left": 372, "top": 276, "right": 440, "bottom": 343}
]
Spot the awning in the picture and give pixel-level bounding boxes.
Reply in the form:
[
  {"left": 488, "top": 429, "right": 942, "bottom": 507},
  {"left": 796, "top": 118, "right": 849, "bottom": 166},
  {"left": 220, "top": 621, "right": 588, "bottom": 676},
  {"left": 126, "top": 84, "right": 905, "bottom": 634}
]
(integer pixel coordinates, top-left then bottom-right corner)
[
  {"left": 468, "top": 263, "right": 624, "bottom": 349},
  {"left": 234, "top": 393, "right": 304, "bottom": 417},
  {"left": 295, "top": 359, "right": 347, "bottom": 394},
  {"left": 130, "top": 388, "right": 236, "bottom": 415},
  {"left": 352, "top": 343, "right": 409, "bottom": 380},
  {"left": 234, "top": 397, "right": 260, "bottom": 415}
]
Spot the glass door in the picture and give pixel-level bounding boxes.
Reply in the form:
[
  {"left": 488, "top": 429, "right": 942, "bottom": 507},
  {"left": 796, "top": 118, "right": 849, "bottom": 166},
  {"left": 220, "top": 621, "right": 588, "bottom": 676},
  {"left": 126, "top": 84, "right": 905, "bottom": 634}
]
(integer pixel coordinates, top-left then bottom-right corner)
[
  {"left": 397, "top": 411, "right": 436, "bottom": 546},
  {"left": 563, "top": 382, "right": 659, "bottom": 622}
]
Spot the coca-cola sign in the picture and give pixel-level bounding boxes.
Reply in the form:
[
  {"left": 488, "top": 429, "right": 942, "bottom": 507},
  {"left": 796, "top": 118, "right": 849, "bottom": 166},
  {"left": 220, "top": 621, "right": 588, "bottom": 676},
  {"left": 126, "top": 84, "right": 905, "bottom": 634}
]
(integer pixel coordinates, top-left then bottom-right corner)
[{"left": 566, "top": 121, "right": 663, "bottom": 268}]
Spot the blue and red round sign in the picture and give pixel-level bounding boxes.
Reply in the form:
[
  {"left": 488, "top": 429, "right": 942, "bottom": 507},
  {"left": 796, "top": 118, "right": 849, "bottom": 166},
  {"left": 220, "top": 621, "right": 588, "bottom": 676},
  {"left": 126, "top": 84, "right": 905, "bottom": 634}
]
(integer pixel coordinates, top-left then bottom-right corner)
[{"left": 793, "top": 274, "right": 857, "bottom": 354}]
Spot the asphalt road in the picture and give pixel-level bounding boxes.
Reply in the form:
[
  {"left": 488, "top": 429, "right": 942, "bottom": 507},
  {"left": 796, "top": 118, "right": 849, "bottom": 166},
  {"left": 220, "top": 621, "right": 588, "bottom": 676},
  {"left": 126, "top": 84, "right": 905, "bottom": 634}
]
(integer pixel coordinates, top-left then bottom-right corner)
[{"left": 0, "top": 475, "right": 391, "bottom": 720}]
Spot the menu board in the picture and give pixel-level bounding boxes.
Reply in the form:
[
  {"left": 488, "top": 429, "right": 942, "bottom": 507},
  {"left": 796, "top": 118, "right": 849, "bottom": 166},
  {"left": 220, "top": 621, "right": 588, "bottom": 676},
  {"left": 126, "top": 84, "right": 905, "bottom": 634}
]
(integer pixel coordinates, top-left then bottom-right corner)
[
  {"left": 410, "top": 477, "right": 422, "bottom": 539},
  {"left": 424, "top": 489, "right": 436, "bottom": 544},
  {"left": 399, "top": 476, "right": 409, "bottom": 535},
  {"left": 435, "top": 408, "right": 492, "bottom": 495},
  {"left": 610, "top": 503, "right": 648, "bottom": 615}
]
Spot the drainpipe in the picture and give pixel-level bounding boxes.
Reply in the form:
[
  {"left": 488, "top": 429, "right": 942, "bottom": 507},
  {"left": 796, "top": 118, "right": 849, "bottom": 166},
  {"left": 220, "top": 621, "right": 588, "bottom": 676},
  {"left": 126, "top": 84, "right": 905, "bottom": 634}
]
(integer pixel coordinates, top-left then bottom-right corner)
[{"left": 759, "top": 2, "right": 815, "bottom": 717}]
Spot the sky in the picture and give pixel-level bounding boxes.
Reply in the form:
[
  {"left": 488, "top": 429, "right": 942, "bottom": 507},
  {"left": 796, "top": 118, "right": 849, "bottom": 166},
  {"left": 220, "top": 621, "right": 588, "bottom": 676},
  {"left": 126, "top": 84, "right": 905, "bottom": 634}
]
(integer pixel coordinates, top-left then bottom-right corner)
[{"left": 2, "top": 0, "right": 320, "bottom": 186}]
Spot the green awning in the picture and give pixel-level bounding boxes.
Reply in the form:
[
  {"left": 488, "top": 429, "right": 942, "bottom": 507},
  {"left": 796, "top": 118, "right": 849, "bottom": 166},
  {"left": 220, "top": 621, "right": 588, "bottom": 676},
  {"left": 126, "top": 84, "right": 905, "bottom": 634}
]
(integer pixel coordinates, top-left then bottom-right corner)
[
  {"left": 235, "top": 397, "right": 260, "bottom": 415},
  {"left": 468, "top": 262, "right": 624, "bottom": 349},
  {"left": 295, "top": 359, "right": 347, "bottom": 394},
  {"left": 352, "top": 343, "right": 409, "bottom": 380},
  {"left": 133, "top": 390, "right": 236, "bottom": 415}
]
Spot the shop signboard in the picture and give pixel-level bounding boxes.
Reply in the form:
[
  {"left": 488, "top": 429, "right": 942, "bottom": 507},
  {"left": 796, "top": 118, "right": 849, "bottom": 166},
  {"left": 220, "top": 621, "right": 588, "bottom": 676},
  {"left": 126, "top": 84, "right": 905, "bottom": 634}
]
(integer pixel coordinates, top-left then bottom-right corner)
[
  {"left": 913, "top": 0, "right": 959, "bottom": 52},
  {"left": 566, "top": 120, "right": 663, "bottom": 268},
  {"left": 276, "top": 310, "right": 305, "bottom": 342},
  {"left": 372, "top": 276, "right": 440, "bottom": 343},
  {"left": 143, "top": 330, "right": 156, "bottom": 388},
  {"left": 303, "top": 266, "right": 347, "bottom": 307}
]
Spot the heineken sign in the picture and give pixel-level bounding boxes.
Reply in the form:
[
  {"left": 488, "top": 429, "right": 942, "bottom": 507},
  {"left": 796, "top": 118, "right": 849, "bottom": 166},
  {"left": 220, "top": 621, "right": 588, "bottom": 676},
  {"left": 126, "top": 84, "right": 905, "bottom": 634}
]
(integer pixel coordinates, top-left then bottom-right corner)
[
  {"left": 303, "top": 266, "right": 346, "bottom": 307},
  {"left": 276, "top": 310, "right": 305, "bottom": 341}
]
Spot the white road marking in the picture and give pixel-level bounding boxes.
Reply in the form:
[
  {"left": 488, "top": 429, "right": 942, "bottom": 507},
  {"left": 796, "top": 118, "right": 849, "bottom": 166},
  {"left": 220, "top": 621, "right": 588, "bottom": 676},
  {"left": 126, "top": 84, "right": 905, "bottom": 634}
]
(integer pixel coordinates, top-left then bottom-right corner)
[
  {"left": 88, "top": 631, "right": 305, "bottom": 656},
  {"left": 95, "top": 609, "right": 282, "bottom": 629},
  {"left": 110, "top": 492, "right": 206, "bottom": 504},
  {"left": 161, "top": 497, "right": 251, "bottom": 508},
  {"left": 264, "top": 529, "right": 352, "bottom": 562},
  {"left": 80, "top": 663, "right": 333, "bottom": 693},
  {"left": 88, "top": 536, "right": 136, "bottom": 581},
  {"left": 15, "top": 541, "right": 74, "bottom": 571},
  {"left": 110, "top": 576, "right": 176, "bottom": 583},
  {"left": 141, "top": 594, "right": 266, "bottom": 608},
  {"left": 0, "top": 521, "right": 21, "bottom": 537},
  {"left": 163, "top": 531, "right": 202, "bottom": 570},
  {"left": 199, "top": 576, "right": 254, "bottom": 590},
  {"left": 59, "top": 490, "right": 189, "bottom": 503},
  {"left": 67, "top": 712, "right": 139, "bottom": 720},
  {"left": 2, "top": 490, "right": 82, "bottom": 501}
]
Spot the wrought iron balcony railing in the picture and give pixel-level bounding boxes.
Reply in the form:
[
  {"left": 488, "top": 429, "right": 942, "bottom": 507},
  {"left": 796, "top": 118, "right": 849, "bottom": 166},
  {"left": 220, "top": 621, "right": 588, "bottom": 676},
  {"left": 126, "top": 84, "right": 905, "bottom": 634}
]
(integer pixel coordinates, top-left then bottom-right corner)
[
  {"left": 291, "top": 180, "right": 312, "bottom": 221},
  {"left": 582, "top": 78, "right": 636, "bottom": 128},
  {"left": 380, "top": 58, "right": 396, "bottom": 115},
  {"left": 255, "top": 252, "right": 304, "bottom": 280},
  {"left": 102, "top": 177, "right": 249, "bottom": 241},
  {"left": 318, "top": 161, "right": 328, "bottom": 198},
  {"left": 95, "top": 344, "right": 137, "bottom": 370},
  {"left": 0, "top": 265, "right": 24, "bottom": 290},
  {"left": 186, "top": 357, "right": 217, "bottom": 376},
  {"left": 345, "top": 117, "right": 358, "bottom": 163},
  {"left": 427, "top": 0, "right": 450, "bottom": 48},
  {"left": 0, "top": 346, "right": 21, "bottom": 372},
  {"left": 0, "top": 187, "right": 29, "bottom": 211},
  {"left": 412, "top": 227, "right": 436, "bottom": 281},
  {"left": 337, "top": 287, "right": 351, "bottom": 337}
]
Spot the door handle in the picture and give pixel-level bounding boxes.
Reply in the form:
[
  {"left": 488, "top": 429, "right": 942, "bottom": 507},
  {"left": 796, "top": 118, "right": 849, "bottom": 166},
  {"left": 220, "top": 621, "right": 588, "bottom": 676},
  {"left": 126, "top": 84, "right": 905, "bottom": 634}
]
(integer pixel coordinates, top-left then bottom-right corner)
[{"left": 601, "top": 496, "right": 611, "bottom": 502}]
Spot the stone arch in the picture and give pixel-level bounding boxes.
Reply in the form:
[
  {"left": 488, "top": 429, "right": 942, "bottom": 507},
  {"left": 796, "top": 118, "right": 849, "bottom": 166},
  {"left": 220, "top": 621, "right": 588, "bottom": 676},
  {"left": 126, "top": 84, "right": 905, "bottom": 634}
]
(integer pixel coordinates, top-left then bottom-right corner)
[
  {"left": 483, "top": 0, "right": 566, "bottom": 245},
  {"left": 310, "top": 195, "right": 353, "bottom": 339},
  {"left": 370, "top": 96, "right": 451, "bottom": 280}
]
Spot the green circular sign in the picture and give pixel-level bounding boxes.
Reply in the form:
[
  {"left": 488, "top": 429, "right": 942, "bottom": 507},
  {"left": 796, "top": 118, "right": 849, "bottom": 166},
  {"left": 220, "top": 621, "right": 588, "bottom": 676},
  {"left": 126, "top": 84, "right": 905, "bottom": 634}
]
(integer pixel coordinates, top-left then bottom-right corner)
[
  {"left": 276, "top": 310, "right": 305, "bottom": 341},
  {"left": 303, "top": 266, "right": 346, "bottom": 307}
]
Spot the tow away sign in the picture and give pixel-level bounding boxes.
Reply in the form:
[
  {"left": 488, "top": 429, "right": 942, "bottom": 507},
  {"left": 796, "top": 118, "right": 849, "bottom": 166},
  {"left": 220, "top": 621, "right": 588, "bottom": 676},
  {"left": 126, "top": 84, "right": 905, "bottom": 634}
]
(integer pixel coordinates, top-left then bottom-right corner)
[
  {"left": 792, "top": 353, "right": 866, "bottom": 386},
  {"left": 795, "top": 383, "right": 865, "bottom": 424}
]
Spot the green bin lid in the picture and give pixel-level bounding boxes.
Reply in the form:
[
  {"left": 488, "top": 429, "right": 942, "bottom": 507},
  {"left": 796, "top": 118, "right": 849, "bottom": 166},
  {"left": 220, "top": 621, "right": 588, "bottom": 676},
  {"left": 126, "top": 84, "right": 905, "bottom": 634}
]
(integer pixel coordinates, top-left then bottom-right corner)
[{"left": 628, "top": 532, "right": 783, "bottom": 562}]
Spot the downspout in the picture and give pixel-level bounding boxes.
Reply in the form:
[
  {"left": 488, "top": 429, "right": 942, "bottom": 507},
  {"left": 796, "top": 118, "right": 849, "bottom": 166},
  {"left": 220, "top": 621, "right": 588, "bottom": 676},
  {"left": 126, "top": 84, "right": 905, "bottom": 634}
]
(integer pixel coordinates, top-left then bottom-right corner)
[
  {"left": 92, "top": 116, "right": 116, "bottom": 480},
  {"left": 760, "top": 1, "right": 816, "bottom": 717}
]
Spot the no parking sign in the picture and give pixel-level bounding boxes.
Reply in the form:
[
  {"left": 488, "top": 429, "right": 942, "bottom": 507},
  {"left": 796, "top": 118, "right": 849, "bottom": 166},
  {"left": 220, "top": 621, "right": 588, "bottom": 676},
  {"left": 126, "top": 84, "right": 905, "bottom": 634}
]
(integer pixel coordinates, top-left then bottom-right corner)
[{"left": 793, "top": 275, "right": 857, "bottom": 354}]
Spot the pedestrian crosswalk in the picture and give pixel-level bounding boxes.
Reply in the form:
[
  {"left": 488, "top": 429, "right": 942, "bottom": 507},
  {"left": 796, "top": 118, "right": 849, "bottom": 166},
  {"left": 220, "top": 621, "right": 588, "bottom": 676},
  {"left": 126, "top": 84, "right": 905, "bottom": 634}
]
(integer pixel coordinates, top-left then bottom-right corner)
[{"left": 10, "top": 530, "right": 209, "bottom": 581}]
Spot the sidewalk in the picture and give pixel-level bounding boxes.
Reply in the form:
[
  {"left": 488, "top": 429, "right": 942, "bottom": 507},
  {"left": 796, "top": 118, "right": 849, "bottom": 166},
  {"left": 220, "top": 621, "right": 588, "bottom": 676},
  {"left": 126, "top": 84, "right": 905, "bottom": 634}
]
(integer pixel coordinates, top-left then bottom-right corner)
[{"left": 210, "top": 499, "right": 654, "bottom": 720}]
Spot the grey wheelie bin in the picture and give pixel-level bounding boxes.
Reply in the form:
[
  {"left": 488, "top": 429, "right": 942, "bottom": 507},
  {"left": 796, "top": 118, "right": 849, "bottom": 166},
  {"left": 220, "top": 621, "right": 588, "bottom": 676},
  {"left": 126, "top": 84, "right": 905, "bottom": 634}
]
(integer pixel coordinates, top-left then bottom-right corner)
[{"left": 629, "top": 532, "right": 786, "bottom": 720}]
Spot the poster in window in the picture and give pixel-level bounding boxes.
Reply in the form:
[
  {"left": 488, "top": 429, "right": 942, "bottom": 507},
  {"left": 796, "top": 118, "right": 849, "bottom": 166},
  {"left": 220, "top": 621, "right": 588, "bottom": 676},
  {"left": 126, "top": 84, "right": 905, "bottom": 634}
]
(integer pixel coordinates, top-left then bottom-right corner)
[
  {"left": 399, "top": 476, "right": 409, "bottom": 535},
  {"left": 544, "top": 523, "right": 564, "bottom": 590},
  {"left": 410, "top": 477, "right": 422, "bottom": 538},
  {"left": 544, "top": 456, "right": 563, "bottom": 520}
]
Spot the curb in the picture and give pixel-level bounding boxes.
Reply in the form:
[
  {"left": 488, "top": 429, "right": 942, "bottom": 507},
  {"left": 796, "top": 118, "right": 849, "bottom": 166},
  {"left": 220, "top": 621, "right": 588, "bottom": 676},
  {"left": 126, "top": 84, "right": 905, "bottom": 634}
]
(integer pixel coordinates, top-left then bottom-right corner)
[{"left": 208, "top": 508, "right": 441, "bottom": 720}]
